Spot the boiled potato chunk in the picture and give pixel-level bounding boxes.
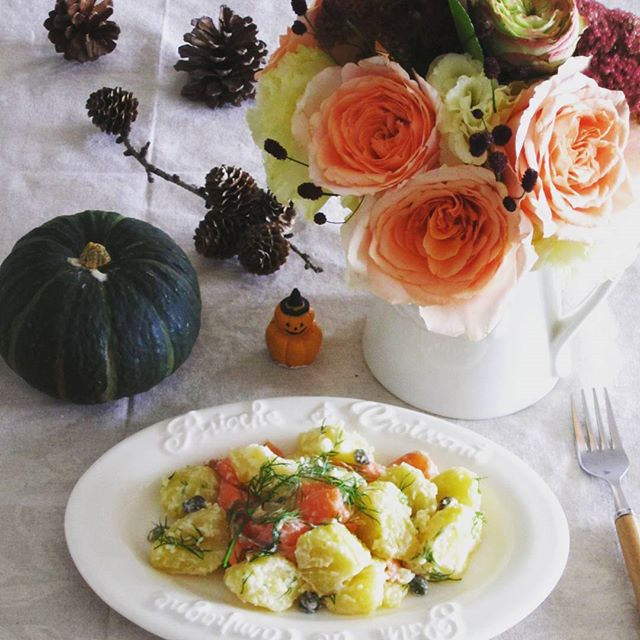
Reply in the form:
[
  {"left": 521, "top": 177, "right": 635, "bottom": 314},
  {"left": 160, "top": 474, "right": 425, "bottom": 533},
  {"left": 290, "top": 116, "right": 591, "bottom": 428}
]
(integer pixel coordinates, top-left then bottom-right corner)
[
  {"left": 353, "top": 481, "right": 417, "bottom": 561},
  {"left": 149, "top": 504, "right": 229, "bottom": 575},
  {"left": 295, "top": 425, "right": 374, "bottom": 465},
  {"left": 325, "top": 561, "right": 386, "bottom": 615},
  {"left": 159, "top": 464, "right": 219, "bottom": 519},
  {"left": 382, "top": 581, "right": 409, "bottom": 609},
  {"left": 432, "top": 467, "right": 482, "bottom": 510},
  {"left": 406, "top": 503, "right": 483, "bottom": 579},
  {"left": 413, "top": 508, "right": 434, "bottom": 536},
  {"left": 381, "top": 463, "right": 438, "bottom": 515},
  {"left": 228, "top": 444, "right": 297, "bottom": 483},
  {"left": 223, "top": 554, "right": 304, "bottom": 612},
  {"left": 295, "top": 523, "right": 371, "bottom": 595},
  {"left": 327, "top": 465, "right": 366, "bottom": 487}
]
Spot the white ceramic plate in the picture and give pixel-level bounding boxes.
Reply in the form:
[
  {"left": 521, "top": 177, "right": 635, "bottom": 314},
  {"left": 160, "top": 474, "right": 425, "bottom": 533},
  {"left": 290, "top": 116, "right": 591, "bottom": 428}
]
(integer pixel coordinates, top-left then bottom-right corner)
[{"left": 65, "top": 396, "right": 569, "bottom": 640}]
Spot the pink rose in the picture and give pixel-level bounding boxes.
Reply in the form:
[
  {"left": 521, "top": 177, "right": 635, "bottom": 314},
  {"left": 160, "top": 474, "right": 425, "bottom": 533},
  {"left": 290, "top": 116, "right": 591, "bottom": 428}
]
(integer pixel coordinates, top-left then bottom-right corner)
[
  {"left": 292, "top": 56, "right": 440, "bottom": 196},
  {"left": 342, "top": 166, "right": 536, "bottom": 340},
  {"left": 507, "top": 57, "right": 632, "bottom": 242}
]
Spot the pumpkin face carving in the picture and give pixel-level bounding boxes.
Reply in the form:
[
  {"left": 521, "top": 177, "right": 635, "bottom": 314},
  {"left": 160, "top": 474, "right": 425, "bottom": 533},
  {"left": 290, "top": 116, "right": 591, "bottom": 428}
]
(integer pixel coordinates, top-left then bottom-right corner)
[
  {"left": 266, "top": 289, "right": 322, "bottom": 367},
  {"left": 274, "top": 305, "right": 314, "bottom": 335}
]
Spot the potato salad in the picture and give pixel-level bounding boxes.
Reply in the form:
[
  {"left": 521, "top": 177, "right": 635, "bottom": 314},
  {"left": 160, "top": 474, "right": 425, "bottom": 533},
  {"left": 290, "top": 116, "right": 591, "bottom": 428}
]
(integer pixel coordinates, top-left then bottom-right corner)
[{"left": 147, "top": 425, "right": 485, "bottom": 615}]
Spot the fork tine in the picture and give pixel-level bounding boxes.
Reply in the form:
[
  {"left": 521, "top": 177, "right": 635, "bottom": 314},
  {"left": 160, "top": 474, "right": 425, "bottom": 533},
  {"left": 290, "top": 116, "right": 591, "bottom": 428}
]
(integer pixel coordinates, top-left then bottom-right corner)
[
  {"left": 581, "top": 389, "right": 597, "bottom": 451},
  {"left": 604, "top": 388, "right": 624, "bottom": 450},
  {"left": 571, "top": 397, "right": 588, "bottom": 453},
  {"left": 593, "top": 389, "right": 611, "bottom": 450}
]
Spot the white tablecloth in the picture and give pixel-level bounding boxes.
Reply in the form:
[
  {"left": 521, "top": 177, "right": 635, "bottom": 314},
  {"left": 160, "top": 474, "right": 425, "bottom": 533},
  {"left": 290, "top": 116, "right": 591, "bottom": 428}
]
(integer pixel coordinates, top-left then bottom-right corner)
[{"left": 1, "top": 1, "right": 639, "bottom": 638}]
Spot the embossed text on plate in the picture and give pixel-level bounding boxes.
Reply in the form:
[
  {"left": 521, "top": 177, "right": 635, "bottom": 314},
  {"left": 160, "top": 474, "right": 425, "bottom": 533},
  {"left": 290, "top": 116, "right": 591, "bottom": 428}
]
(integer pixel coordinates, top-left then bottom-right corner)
[
  {"left": 152, "top": 592, "right": 295, "bottom": 640},
  {"left": 308, "top": 401, "right": 346, "bottom": 427},
  {"left": 162, "top": 401, "right": 284, "bottom": 453},
  {"left": 376, "top": 603, "right": 465, "bottom": 640},
  {"left": 350, "top": 402, "right": 490, "bottom": 463}
]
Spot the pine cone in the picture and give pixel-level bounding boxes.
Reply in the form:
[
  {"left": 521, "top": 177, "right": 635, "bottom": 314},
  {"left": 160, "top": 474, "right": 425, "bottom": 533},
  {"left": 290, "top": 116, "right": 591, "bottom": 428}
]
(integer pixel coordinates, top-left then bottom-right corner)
[
  {"left": 174, "top": 6, "right": 268, "bottom": 108},
  {"left": 237, "top": 223, "right": 290, "bottom": 275},
  {"left": 245, "top": 191, "right": 296, "bottom": 231},
  {"left": 194, "top": 213, "right": 241, "bottom": 259},
  {"left": 44, "top": 0, "right": 120, "bottom": 63},
  {"left": 86, "top": 86, "right": 138, "bottom": 136},
  {"left": 204, "top": 165, "right": 260, "bottom": 210}
]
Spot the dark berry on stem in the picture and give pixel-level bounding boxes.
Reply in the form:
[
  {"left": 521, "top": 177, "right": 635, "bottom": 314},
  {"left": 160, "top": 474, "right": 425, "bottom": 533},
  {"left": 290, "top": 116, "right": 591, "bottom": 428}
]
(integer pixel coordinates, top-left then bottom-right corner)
[
  {"left": 513, "top": 66, "right": 529, "bottom": 80},
  {"left": 298, "top": 591, "right": 322, "bottom": 613},
  {"left": 484, "top": 57, "right": 500, "bottom": 80},
  {"left": 291, "top": 0, "right": 308, "bottom": 16},
  {"left": 409, "top": 575, "right": 429, "bottom": 595},
  {"left": 292, "top": 20, "right": 307, "bottom": 35},
  {"left": 475, "top": 17, "right": 493, "bottom": 39},
  {"left": 488, "top": 151, "right": 508, "bottom": 176},
  {"left": 354, "top": 448, "right": 370, "bottom": 465},
  {"left": 182, "top": 495, "right": 207, "bottom": 514},
  {"left": 264, "top": 138, "right": 288, "bottom": 160},
  {"left": 492, "top": 124, "right": 512, "bottom": 146},
  {"left": 503, "top": 196, "right": 517, "bottom": 212},
  {"left": 521, "top": 168, "right": 539, "bottom": 193},
  {"left": 314, "top": 212, "right": 327, "bottom": 225},
  {"left": 298, "top": 182, "right": 324, "bottom": 200},
  {"left": 469, "top": 131, "right": 492, "bottom": 157},
  {"left": 471, "top": 108, "right": 484, "bottom": 120}
]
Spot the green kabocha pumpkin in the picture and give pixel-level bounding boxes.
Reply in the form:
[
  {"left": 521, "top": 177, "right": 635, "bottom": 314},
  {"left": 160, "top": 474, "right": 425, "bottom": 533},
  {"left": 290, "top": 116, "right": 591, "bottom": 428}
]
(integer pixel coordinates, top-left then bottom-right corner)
[{"left": 0, "top": 210, "right": 201, "bottom": 404}]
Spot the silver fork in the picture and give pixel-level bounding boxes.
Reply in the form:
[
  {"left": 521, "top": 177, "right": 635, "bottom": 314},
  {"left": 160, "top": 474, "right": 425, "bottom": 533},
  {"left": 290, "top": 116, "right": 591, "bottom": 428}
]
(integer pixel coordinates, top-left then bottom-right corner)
[{"left": 572, "top": 388, "right": 640, "bottom": 609}]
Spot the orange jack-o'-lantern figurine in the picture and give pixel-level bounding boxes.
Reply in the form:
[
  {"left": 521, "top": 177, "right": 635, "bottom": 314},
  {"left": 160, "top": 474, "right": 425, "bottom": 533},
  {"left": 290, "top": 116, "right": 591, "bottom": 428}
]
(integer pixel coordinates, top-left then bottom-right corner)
[{"left": 266, "top": 288, "right": 323, "bottom": 367}]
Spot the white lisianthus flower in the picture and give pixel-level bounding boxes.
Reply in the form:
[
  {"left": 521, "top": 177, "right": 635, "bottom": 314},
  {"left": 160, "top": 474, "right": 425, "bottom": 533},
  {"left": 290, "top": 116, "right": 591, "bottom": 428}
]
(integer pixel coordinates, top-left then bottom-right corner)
[{"left": 427, "top": 53, "right": 483, "bottom": 95}]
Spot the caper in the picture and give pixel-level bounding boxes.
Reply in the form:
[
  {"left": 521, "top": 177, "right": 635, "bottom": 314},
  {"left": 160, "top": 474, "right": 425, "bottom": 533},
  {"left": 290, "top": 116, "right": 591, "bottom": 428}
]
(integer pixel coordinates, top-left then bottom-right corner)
[
  {"left": 354, "top": 448, "right": 370, "bottom": 465},
  {"left": 298, "top": 591, "right": 322, "bottom": 613},
  {"left": 182, "top": 495, "right": 207, "bottom": 514},
  {"left": 437, "top": 496, "right": 457, "bottom": 511},
  {"left": 409, "top": 575, "right": 429, "bottom": 596}
]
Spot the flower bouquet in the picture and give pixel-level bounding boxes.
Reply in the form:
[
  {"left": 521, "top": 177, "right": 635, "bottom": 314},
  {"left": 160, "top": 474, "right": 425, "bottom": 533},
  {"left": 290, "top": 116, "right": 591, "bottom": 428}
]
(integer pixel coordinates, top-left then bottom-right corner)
[{"left": 248, "top": 0, "right": 640, "bottom": 343}]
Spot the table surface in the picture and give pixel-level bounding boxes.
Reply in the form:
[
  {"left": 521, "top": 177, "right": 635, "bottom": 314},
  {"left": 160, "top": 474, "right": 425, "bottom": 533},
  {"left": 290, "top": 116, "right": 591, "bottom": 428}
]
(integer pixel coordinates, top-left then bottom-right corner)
[{"left": 1, "top": 1, "right": 639, "bottom": 638}]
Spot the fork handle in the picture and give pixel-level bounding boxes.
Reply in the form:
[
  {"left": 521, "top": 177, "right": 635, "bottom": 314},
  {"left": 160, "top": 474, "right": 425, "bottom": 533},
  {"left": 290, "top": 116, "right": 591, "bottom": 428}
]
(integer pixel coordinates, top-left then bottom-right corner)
[{"left": 615, "top": 512, "right": 640, "bottom": 609}]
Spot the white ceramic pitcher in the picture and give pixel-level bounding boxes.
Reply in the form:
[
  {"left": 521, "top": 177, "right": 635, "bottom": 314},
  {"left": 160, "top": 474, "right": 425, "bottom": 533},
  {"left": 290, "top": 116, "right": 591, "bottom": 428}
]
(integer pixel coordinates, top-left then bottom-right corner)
[{"left": 362, "top": 267, "right": 614, "bottom": 419}]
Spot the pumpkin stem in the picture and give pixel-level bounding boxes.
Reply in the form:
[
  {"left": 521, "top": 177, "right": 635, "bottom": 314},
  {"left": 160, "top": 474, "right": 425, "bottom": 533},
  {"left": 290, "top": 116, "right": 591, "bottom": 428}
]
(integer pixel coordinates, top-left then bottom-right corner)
[{"left": 78, "top": 242, "right": 112, "bottom": 269}]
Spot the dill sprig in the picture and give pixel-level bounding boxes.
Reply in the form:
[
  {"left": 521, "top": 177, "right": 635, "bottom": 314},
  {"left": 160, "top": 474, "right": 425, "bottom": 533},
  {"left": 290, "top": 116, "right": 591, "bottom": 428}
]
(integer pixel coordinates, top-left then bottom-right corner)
[
  {"left": 427, "top": 569, "right": 461, "bottom": 583},
  {"left": 472, "top": 511, "right": 486, "bottom": 538},
  {"left": 397, "top": 474, "right": 416, "bottom": 494},
  {"left": 221, "top": 451, "right": 378, "bottom": 567},
  {"left": 147, "top": 518, "right": 169, "bottom": 543},
  {"left": 152, "top": 524, "right": 211, "bottom": 560},
  {"left": 419, "top": 547, "right": 461, "bottom": 583},
  {"left": 240, "top": 572, "right": 253, "bottom": 594}
]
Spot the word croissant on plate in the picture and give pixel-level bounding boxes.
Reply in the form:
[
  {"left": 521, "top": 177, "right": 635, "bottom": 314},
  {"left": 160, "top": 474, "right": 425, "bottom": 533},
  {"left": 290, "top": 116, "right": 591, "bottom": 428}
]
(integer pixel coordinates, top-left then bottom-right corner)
[{"left": 147, "top": 424, "right": 484, "bottom": 614}]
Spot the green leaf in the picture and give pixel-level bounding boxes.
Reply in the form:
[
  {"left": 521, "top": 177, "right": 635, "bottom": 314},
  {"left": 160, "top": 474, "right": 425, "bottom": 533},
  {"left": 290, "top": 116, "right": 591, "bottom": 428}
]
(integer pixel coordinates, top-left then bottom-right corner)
[{"left": 448, "top": 0, "right": 485, "bottom": 62}]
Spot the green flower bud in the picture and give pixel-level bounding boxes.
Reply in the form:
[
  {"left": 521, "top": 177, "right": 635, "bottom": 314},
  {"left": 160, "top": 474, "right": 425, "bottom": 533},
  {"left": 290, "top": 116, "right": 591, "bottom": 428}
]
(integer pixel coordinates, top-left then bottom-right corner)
[{"left": 469, "top": 0, "right": 584, "bottom": 74}]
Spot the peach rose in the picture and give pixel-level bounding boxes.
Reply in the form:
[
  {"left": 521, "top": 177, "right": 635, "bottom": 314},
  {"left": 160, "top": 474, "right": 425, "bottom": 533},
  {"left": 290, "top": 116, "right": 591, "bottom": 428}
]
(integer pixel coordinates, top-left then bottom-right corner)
[
  {"left": 342, "top": 166, "right": 536, "bottom": 340},
  {"left": 507, "top": 57, "right": 632, "bottom": 243},
  {"left": 259, "top": 1, "right": 324, "bottom": 77},
  {"left": 292, "top": 56, "right": 440, "bottom": 196}
]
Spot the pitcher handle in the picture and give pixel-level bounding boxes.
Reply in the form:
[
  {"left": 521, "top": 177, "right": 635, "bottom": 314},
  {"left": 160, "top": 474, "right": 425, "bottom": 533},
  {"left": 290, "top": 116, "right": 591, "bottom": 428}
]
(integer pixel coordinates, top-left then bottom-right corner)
[{"left": 550, "top": 279, "right": 616, "bottom": 374}]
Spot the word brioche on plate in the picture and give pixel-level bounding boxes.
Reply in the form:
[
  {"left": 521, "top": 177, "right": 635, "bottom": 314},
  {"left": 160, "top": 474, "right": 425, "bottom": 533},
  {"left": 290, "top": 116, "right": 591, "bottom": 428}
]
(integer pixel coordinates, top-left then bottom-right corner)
[{"left": 147, "top": 424, "right": 485, "bottom": 614}]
